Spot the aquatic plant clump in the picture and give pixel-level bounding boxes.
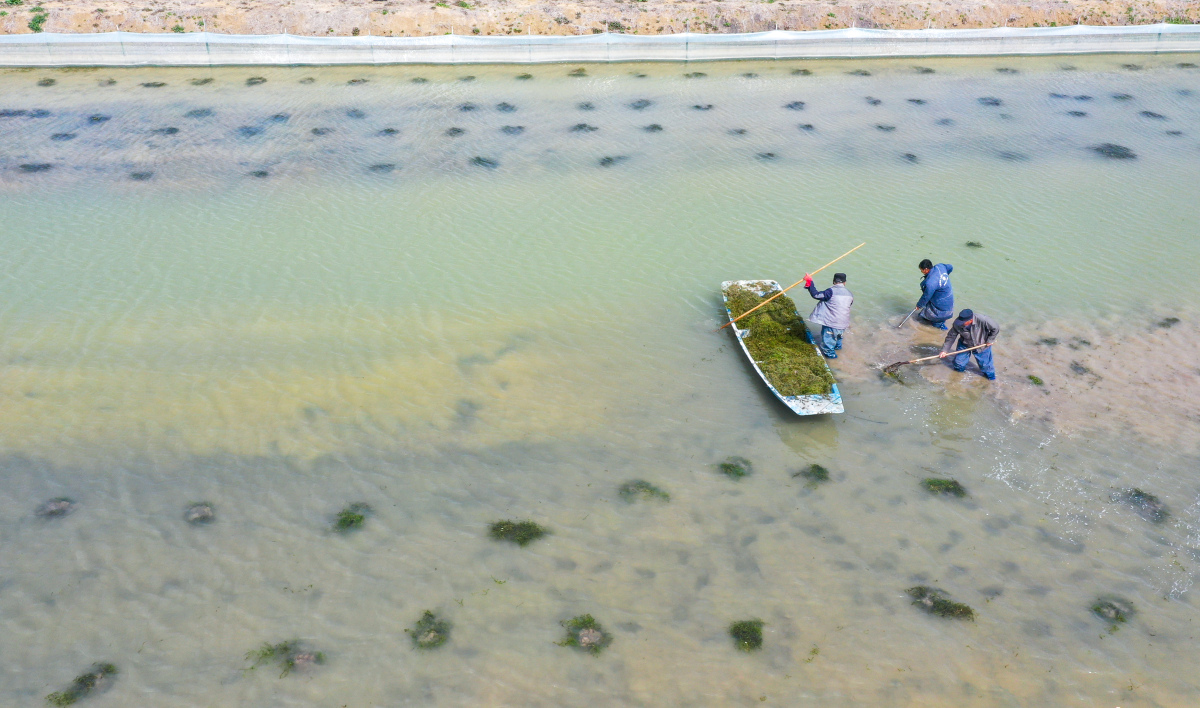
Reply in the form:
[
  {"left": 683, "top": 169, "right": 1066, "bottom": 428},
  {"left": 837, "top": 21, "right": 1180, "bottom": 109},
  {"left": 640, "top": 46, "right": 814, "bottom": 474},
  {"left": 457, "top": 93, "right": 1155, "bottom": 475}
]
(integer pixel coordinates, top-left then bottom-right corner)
[
  {"left": 407, "top": 610, "right": 450, "bottom": 649},
  {"left": 793, "top": 463, "right": 830, "bottom": 485},
  {"left": 46, "top": 663, "right": 118, "bottom": 706},
  {"left": 718, "top": 456, "right": 752, "bottom": 480},
  {"left": 618, "top": 480, "right": 669, "bottom": 502},
  {"left": 36, "top": 497, "right": 76, "bottom": 518},
  {"left": 557, "top": 614, "right": 611, "bottom": 655},
  {"left": 183, "top": 502, "right": 215, "bottom": 524},
  {"left": 723, "top": 283, "right": 836, "bottom": 396},
  {"left": 1091, "top": 596, "right": 1135, "bottom": 624},
  {"left": 245, "top": 640, "right": 325, "bottom": 678},
  {"left": 907, "top": 586, "right": 975, "bottom": 620},
  {"left": 1114, "top": 488, "right": 1169, "bottom": 523},
  {"left": 729, "top": 619, "right": 764, "bottom": 651},
  {"left": 922, "top": 478, "right": 967, "bottom": 497},
  {"left": 333, "top": 502, "right": 372, "bottom": 532},
  {"left": 489, "top": 519, "right": 548, "bottom": 546}
]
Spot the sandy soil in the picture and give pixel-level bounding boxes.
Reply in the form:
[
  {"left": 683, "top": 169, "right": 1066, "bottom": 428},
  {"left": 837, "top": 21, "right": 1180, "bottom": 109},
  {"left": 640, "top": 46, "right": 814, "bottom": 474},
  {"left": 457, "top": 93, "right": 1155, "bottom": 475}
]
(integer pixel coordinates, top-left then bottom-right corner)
[{"left": 0, "top": 0, "right": 1196, "bottom": 38}]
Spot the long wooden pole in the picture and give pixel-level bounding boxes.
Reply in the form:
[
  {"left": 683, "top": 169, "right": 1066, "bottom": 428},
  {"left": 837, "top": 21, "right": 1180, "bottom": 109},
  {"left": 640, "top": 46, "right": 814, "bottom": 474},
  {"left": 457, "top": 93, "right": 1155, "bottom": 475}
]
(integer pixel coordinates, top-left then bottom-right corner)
[
  {"left": 717, "top": 242, "right": 865, "bottom": 332},
  {"left": 884, "top": 342, "right": 992, "bottom": 373}
]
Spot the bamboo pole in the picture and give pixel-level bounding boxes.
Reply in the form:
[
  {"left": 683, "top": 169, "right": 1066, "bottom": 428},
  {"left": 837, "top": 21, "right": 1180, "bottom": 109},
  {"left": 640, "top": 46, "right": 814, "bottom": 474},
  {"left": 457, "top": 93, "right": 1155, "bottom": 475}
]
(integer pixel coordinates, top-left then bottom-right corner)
[
  {"left": 717, "top": 242, "right": 865, "bottom": 332},
  {"left": 882, "top": 342, "right": 992, "bottom": 373}
]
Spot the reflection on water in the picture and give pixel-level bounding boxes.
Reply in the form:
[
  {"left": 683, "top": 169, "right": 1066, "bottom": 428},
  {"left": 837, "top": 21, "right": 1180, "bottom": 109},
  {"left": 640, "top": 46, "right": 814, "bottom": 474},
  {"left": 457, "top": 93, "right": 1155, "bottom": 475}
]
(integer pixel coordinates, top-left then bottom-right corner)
[{"left": 0, "top": 55, "right": 1199, "bottom": 706}]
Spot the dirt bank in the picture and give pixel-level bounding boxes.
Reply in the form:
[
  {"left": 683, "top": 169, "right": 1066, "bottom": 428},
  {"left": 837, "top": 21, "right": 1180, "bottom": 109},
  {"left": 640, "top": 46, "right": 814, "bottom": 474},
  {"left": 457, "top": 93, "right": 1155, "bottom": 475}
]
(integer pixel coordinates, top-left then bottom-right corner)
[{"left": 0, "top": 0, "right": 1196, "bottom": 38}]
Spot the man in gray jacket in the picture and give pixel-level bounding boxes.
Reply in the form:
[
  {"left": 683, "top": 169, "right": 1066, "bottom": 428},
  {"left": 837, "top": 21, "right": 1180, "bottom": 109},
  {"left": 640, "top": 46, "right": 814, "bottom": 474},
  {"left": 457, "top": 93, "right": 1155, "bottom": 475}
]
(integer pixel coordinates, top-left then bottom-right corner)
[
  {"left": 804, "top": 272, "right": 853, "bottom": 359},
  {"left": 938, "top": 309, "right": 999, "bottom": 380}
]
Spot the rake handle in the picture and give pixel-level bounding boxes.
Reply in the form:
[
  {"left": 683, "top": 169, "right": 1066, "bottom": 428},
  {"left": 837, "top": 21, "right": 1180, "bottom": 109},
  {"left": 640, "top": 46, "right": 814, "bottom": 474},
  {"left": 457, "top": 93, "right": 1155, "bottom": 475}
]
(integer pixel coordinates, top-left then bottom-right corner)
[
  {"left": 907, "top": 342, "right": 992, "bottom": 365},
  {"left": 716, "top": 242, "right": 865, "bottom": 332},
  {"left": 897, "top": 307, "right": 919, "bottom": 329}
]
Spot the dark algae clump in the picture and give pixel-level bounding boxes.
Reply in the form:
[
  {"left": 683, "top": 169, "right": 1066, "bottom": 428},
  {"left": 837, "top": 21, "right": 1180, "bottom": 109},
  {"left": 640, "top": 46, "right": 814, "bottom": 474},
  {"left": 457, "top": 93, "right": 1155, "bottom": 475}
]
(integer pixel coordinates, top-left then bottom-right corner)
[
  {"left": 46, "top": 663, "right": 117, "bottom": 706},
  {"left": 729, "top": 619, "right": 764, "bottom": 651},
  {"left": 1028, "top": 375, "right": 1044, "bottom": 386},
  {"left": 618, "top": 480, "right": 669, "bottom": 502},
  {"left": 1091, "top": 596, "right": 1135, "bottom": 625},
  {"left": 723, "top": 283, "right": 836, "bottom": 396},
  {"left": 1114, "top": 488, "right": 1169, "bottom": 523},
  {"left": 793, "top": 463, "right": 830, "bottom": 485},
  {"left": 558, "top": 614, "right": 611, "bottom": 655},
  {"left": 907, "top": 586, "right": 974, "bottom": 620},
  {"left": 183, "top": 502, "right": 215, "bottom": 524},
  {"left": 407, "top": 610, "right": 450, "bottom": 649},
  {"left": 489, "top": 519, "right": 547, "bottom": 546},
  {"left": 922, "top": 478, "right": 966, "bottom": 497},
  {"left": 245, "top": 640, "right": 325, "bottom": 678},
  {"left": 718, "top": 456, "right": 752, "bottom": 480},
  {"left": 333, "top": 502, "right": 372, "bottom": 532},
  {"left": 36, "top": 497, "right": 75, "bottom": 517},
  {"left": 1092, "top": 143, "right": 1136, "bottom": 159},
  {"left": 965, "top": 241, "right": 984, "bottom": 248}
]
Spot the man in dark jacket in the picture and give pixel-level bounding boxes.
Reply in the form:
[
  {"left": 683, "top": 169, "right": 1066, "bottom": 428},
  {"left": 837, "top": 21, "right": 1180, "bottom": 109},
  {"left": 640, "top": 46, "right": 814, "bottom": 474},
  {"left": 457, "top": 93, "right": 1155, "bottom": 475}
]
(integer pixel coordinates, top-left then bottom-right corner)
[
  {"left": 804, "top": 272, "right": 853, "bottom": 358},
  {"left": 939, "top": 309, "right": 999, "bottom": 380},
  {"left": 916, "top": 259, "right": 954, "bottom": 329}
]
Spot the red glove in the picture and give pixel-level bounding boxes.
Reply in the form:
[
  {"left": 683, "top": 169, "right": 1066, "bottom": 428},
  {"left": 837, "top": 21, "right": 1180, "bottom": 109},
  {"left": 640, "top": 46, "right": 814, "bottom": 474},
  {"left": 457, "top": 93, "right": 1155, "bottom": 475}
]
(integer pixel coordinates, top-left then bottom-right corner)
[{"left": 803, "top": 274, "right": 813, "bottom": 288}]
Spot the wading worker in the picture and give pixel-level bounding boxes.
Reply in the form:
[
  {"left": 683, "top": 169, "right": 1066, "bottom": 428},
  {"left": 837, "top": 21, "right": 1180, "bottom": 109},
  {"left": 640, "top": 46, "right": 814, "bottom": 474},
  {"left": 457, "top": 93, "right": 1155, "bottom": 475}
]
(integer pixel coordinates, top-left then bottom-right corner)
[
  {"left": 803, "top": 272, "right": 853, "bottom": 359},
  {"left": 916, "top": 259, "right": 954, "bottom": 329},
  {"left": 939, "top": 309, "right": 999, "bottom": 380}
]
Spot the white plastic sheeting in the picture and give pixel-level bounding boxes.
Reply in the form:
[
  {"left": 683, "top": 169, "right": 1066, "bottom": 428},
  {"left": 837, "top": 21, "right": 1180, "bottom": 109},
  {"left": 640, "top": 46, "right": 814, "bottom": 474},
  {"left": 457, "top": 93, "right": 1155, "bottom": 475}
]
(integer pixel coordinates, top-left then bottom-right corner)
[{"left": 0, "top": 25, "right": 1197, "bottom": 66}]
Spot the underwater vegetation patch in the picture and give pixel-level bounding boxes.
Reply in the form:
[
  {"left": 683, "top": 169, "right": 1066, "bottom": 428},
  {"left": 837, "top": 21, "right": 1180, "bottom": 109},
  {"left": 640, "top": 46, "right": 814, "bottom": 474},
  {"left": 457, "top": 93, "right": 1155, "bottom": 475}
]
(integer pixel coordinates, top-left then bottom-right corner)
[
  {"left": 470, "top": 156, "right": 499, "bottom": 168},
  {"left": 346, "top": 109, "right": 366, "bottom": 119},
  {"left": 576, "top": 102, "right": 595, "bottom": 111},
  {"left": 378, "top": 127, "right": 398, "bottom": 136},
  {"left": 907, "top": 586, "right": 974, "bottom": 620},
  {"left": 1068, "top": 110, "right": 1088, "bottom": 117},
  {"left": 643, "top": 124, "right": 663, "bottom": 132},
  {"left": 458, "top": 102, "right": 478, "bottom": 112},
  {"left": 368, "top": 163, "right": 396, "bottom": 173},
  {"left": 799, "top": 124, "right": 815, "bottom": 131},
  {"left": 37, "top": 77, "right": 55, "bottom": 86},
  {"left": 248, "top": 170, "right": 269, "bottom": 178},
  {"left": 568, "top": 68, "right": 587, "bottom": 77},
  {"left": 150, "top": 127, "right": 179, "bottom": 135},
  {"left": 718, "top": 456, "right": 752, "bottom": 480},
  {"left": 1140, "top": 111, "right": 1167, "bottom": 119},
  {"left": 865, "top": 96, "right": 882, "bottom": 106},
  {"left": 88, "top": 114, "right": 110, "bottom": 123},
  {"left": 410, "top": 77, "right": 428, "bottom": 84},
  {"left": 1027, "top": 375, "right": 1044, "bottom": 386},
  {"left": 496, "top": 102, "right": 516, "bottom": 112},
  {"left": 500, "top": 125, "right": 524, "bottom": 135},
  {"left": 459, "top": 76, "right": 476, "bottom": 82},
  {"left": 729, "top": 128, "right": 747, "bottom": 135},
  {"left": 1091, "top": 596, "right": 1135, "bottom": 625},
  {"left": 334, "top": 502, "right": 372, "bottom": 532},
  {"left": 977, "top": 97, "right": 1002, "bottom": 106},
  {"left": 245, "top": 640, "right": 325, "bottom": 678},
  {"left": 922, "top": 478, "right": 966, "bottom": 497},
  {"left": 629, "top": 99, "right": 653, "bottom": 110},
  {"left": 407, "top": 610, "right": 450, "bottom": 649},
  {"left": 729, "top": 619, "right": 764, "bottom": 651},
  {"left": 190, "top": 77, "right": 214, "bottom": 85},
  {"left": 489, "top": 519, "right": 547, "bottom": 546},
  {"left": 558, "top": 614, "right": 611, "bottom": 655},
  {"left": 36, "top": 497, "right": 75, "bottom": 518},
  {"left": 311, "top": 127, "right": 333, "bottom": 136},
  {"left": 723, "top": 283, "right": 836, "bottom": 395},
  {"left": 50, "top": 133, "right": 74, "bottom": 141},
  {"left": 1157, "top": 317, "right": 1180, "bottom": 328},
  {"left": 907, "top": 98, "right": 927, "bottom": 105},
  {"left": 1074, "top": 95, "right": 1092, "bottom": 101},
  {"left": 965, "top": 241, "right": 984, "bottom": 248},
  {"left": 183, "top": 502, "right": 214, "bottom": 524},
  {"left": 129, "top": 171, "right": 153, "bottom": 181},
  {"left": 347, "top": 78, "right": 368, "bottom": 85},
  {"left": 236, "top": 126, "right": 262, "bottom": 137},
  {"left": 692, "top": 104, "right": 714, "bottom": 111},
  {"left": 618, "top": 480, "right": 669, "bottom": 502},
  {"left": 1092, "top": 143, "right": 1135, "bottom": 159},
  {"left": 755, "top": 152, "right": 776, "bottom": 160},
  {"left": 684, "top": 71, "right": 707, "bottom": 78},
  {"left": 19, "top": 163, "right": 53, "bottom": 173},
  {"left": 936, "top": 118, "right": 955, "bottom": 126},
  {"left": 875, "top": 124, "right": 895, "bottom": 132},
  {"left": 516, "top": 73, "right": 533, "bottom": 80},
  {"left": 245, "top": 76, "right": 266, "bottom": 86},
  {"left": 1113, "top": 488, "right": 1169, "bottom": 523},
  {"left": 184, "top": 108, "right": 212, "bottom": 118},
  {"left": 445, "top": 127, "right": 465, "bottom": 136},
  {"left": 268, "top": 114, "right": 289, "bottom": 123},
  {"left": 598, "top": 156, "right": 627, "bottom": 167},
  {"left": 902, "top": 153, "right": 918, "bottom": 163},
  {"left": 847, "top": 69, "right": 871, "bottom": 76},
  {"left": 792, "top": 464, "right": 830, "bottom": 485},
  {"left": 46, "top": 663, "right": 117, "bottom": 706},
  {"left": 784, "top": 101, "right": 805, "bottom": 110},
  {"left": 571, "top": 123, "right": 598, "bottom": 132},
  {"left": 1069, "top": 361, "right": 1093, "bottom": 375},
  {"left": 914, "top": 66, "right": 935, "bottom": 73},
  {"left": 141, "top": 81, "right": 166, "bottom": 88}
]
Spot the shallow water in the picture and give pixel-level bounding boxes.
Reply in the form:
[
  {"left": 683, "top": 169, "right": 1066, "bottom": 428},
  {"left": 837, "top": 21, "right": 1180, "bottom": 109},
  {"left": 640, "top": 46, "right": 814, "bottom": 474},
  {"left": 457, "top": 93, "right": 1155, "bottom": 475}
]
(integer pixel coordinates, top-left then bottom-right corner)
[{"left": 1, "top": 55, "right": 1199, "bottom": 706}]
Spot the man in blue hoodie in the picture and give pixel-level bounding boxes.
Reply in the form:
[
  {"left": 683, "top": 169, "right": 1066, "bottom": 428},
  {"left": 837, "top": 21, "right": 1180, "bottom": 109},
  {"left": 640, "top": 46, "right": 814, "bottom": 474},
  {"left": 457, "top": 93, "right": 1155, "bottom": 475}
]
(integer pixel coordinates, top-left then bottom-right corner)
[{"left": 915, "top": 259, "right": 954, "bottom": 329}]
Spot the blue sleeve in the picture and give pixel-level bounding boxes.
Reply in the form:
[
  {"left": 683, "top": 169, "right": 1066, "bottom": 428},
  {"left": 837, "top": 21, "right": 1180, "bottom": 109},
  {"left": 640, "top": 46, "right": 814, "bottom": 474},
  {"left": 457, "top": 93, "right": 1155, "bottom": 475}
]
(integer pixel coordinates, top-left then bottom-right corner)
[
  {"left": 916, "top": 275, "right": 934, "bottom": 308},
  {"left": 807, "top": 284, "right": 832, "bottom": 301}
]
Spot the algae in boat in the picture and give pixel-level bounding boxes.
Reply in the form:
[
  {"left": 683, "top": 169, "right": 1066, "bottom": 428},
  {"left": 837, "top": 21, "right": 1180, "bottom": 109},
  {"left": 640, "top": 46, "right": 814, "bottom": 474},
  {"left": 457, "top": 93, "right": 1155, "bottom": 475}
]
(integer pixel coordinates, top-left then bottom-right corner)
[
  {"left": 46, "top": 663, "right": 117, "bottom": 706},
  {"left": 557, "top": 614, "right": 611, "bottom": 654},
  {"left": 718, "top": 456, "right": 752, "bottom": 480},
  {"left": 723, "top": 283, "right": 836, "bottom": 396},
  {"left": 729, "top": 619, "right": 764, "bottom": 651},
  {"left": 907, "top": 586, "right": 974, "bottom": 620},
  {"left": 489, "top": 519, "right": 548, "bottom": 546},
  {"left": 922, "top": 478, "right": 967, "bottom": 497},
  {"left": 618, "top": 480, "right": 669, "bottom": 502},
  {"left": 407, "top": 610, "right": 450, "bottom": 649}
]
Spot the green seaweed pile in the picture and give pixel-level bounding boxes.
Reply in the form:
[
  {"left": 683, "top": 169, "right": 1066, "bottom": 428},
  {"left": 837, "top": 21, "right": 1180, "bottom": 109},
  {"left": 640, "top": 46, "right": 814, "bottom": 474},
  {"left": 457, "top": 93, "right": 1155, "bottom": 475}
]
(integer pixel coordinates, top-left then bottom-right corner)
[
  {"left": 334, "top": 502, "right": 372, "bottom": 532},
  {"left": 723, "top": 283, "right": 836, "bottom": 397},
  {"left": 407, "top": 610, "right": 451, "bottom": 649},
  {"left": 618, "top": 480, "right": 669, "bottom": 502},
  {"left": 46, "top": 663, "right": 117, "bottom": 706},
  {"left": 793, "top": 464, "right": 831, "bottom": 486},
  {"left": 489, "top": 519, "right": 548, "bottom": 546},
  {"left": 718, "top": 456, "right": 752, "bottom": 480},
  {"left": 907, "top": 586, "right": 975, "bottom": 620},
  {"left": 729, "top": 619, "right": 764, "bottom": 651},
  {"left": 245, "top": 639, "right": 325, "bottom": 678},
  {"left": 922, "top": 478, "right": 967, "bottom": 498},
  {"left": 557, "top": 614, "right": 612, "bottom": 655},
  {"left": 1091, "top": 596, "right": 1135, "bottom": 625}
]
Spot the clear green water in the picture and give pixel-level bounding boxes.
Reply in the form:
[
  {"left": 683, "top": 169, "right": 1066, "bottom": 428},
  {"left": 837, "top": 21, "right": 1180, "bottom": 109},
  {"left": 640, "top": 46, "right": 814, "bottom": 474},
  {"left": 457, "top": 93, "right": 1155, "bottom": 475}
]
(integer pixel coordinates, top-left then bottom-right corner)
[{"left": 1, "top": 56, "right": 1199, "bottom": 706}]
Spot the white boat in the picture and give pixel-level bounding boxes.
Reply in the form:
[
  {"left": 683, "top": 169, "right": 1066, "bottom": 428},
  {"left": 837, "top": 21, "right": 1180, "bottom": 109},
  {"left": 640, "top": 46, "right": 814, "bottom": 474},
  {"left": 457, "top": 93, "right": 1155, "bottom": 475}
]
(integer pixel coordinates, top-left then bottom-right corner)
[{"left": 721, "top": 279, "right": 844, "bottom": 416}]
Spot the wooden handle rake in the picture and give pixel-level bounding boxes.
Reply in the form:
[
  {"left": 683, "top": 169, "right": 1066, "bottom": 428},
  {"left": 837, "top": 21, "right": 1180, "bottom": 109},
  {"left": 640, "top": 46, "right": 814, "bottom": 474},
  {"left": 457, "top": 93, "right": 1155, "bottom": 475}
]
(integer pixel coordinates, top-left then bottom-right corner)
[
  {"left": 882, "top": 343, "right": 992, "bottom": 374},
  {"left": 716, "top": 242, "right": 865, "bottom": 332}
]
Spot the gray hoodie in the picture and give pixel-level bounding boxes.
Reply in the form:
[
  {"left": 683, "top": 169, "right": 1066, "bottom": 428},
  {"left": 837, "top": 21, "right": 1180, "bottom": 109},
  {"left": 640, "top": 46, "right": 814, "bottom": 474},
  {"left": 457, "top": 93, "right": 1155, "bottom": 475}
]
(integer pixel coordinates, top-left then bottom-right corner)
[{"left": 942, "top": 313, "right": 1000, "bottom": 354}]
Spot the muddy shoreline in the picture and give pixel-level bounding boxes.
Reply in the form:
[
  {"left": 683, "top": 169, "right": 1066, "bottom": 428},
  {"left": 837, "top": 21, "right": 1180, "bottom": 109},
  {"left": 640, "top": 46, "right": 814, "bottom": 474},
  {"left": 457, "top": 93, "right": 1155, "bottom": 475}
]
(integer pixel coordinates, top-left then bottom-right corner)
[{"left": 0, "top": 0, "right": 1196, "bottom": 38}]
